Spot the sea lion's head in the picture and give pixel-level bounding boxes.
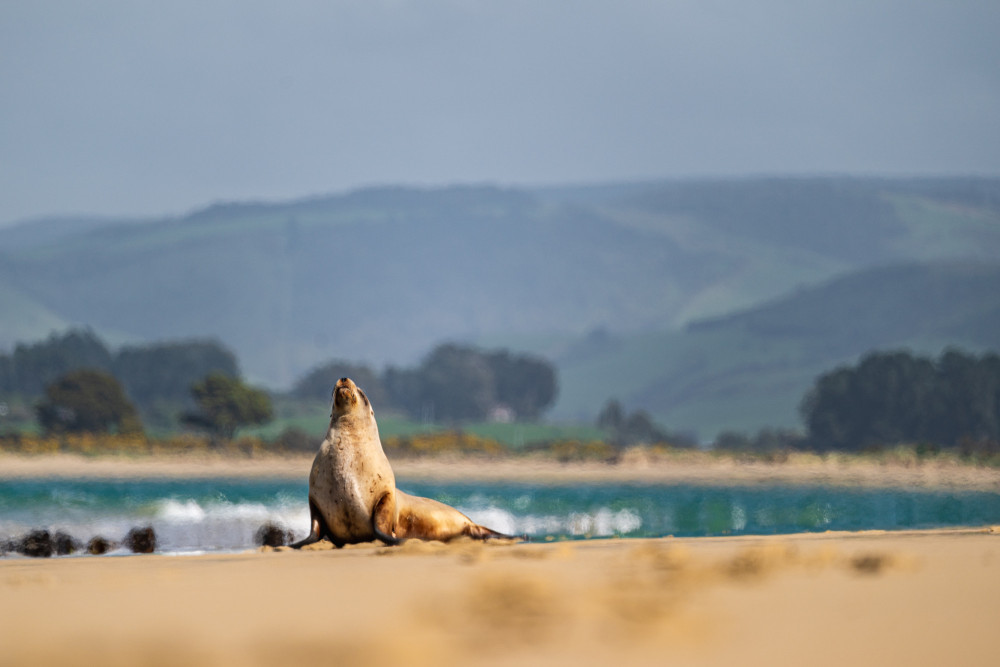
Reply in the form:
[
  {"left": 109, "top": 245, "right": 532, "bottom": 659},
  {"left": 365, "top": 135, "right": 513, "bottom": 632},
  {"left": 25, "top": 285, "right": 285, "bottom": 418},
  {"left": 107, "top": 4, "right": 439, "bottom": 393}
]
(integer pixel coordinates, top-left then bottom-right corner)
[{"left": 331, "top": 377, "right": 374, "bottom": 419}]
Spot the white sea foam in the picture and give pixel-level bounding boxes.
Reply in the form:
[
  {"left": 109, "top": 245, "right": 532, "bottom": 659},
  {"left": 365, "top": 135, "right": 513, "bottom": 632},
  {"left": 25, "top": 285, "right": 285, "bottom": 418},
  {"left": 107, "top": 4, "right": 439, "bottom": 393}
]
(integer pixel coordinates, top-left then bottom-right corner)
[
  {"left": 731, "top": 504, "right": 748, "bottom": 531},
  {"left": 142, "top": 499, "right": 311, "bottom": 552},
  {"left": 463, "top": 507, "right": 520, "bottom": 536},
  {"left": 1, "top": 499, "right": 312, "bottom": 554},
  {"left": 159, "top": 499, "right": 207, "bottom": 522},
  {"left": 463, "top": 506, "right": 642, "bottom": 538},
  {"left": 567, "top": 508, "right": 642, "bottom": 536}
]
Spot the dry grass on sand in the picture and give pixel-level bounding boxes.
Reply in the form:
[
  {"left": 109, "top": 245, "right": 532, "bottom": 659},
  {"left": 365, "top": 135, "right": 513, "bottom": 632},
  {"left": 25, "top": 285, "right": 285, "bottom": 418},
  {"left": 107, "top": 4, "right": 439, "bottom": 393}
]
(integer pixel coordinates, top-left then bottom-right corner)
[{"left": 1, "top": 450, "right": 998, "bottom": 491}]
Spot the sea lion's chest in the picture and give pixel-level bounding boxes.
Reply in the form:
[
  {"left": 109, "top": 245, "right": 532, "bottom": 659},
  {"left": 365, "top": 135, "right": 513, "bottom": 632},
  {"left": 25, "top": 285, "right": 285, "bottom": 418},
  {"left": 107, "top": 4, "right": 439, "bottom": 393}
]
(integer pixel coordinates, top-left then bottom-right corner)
[{"left": 309, "top": 428, "right": 394, "bottom": 532}]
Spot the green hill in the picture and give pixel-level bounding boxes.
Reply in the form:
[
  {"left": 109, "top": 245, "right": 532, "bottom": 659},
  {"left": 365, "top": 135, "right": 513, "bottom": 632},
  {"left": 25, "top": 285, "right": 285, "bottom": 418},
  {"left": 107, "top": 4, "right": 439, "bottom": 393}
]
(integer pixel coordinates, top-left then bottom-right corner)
[
  {"left": 546, "top": 261, "right": 1000, "bottom": 439},
  {"left": 1, "top": 186, "right": 724, "bottom": 385},
  {"left": 0, "top": 282, "right": 70, "bottom": 345},
  {"left": 1, "top": 177, "right": 998, "bottom": 415}
]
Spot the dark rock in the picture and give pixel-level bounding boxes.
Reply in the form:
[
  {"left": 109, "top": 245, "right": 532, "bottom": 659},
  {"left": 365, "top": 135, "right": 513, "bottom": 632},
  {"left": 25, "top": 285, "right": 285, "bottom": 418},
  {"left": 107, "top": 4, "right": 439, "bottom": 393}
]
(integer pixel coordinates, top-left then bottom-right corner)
[
  {"left": 18, "top": 530, "right": 54, "bottom": 558},
  {"left": 256, "top": 522, "right": 293, "bottom": 548},
  {"left": 87, "top": 536, "right": 115, "bottom": 555},
  {"left": 54, "top": 531, "right": 81, "bottom": 556},
  {"left": 124, "top": 526, "right": 157, "bottom": 554}
]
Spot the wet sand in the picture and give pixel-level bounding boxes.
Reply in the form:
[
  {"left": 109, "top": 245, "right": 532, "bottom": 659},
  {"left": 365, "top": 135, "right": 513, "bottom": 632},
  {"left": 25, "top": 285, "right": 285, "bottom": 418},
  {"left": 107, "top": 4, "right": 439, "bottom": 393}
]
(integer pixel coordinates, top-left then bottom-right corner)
[{"left": 1, "top": 527, "right": 998, "bottom": 666}]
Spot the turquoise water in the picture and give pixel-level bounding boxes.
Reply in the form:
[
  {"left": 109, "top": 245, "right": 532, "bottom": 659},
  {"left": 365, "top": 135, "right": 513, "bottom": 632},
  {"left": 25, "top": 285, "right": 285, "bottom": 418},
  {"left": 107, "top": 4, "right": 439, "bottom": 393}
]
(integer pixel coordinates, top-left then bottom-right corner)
[{"left": 2, "top": 477, "right": 999, "bottom": 554}]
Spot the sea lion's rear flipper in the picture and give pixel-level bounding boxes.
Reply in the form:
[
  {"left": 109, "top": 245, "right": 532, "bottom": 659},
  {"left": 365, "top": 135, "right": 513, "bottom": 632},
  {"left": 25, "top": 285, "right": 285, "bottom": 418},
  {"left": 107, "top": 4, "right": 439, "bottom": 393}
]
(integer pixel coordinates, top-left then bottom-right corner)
[
  {"left": 371, "top": 492, "right": 401, "bottom": 546},
  {"left": 290, "top": 500, "right": 325, "bottom": 549},
  {"left": 464, "top": 523, "right": 528, "bottom": 542}
]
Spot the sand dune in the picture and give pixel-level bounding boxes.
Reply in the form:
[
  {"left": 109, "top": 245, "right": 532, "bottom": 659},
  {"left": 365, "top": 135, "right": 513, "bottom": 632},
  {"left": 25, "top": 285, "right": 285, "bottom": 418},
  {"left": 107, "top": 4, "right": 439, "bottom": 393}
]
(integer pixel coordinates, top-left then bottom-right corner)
[{"left": 2, "top": 528, "right": 998, "bottom": 666}]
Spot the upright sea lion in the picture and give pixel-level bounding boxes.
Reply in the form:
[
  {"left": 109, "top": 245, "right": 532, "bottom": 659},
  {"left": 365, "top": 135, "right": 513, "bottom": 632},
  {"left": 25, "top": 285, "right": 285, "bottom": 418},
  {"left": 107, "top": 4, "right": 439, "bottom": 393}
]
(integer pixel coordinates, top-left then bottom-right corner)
[
  {"left": 291, "top": 377, "right": 510, "bottom": 549},
  {"left": 291, "top": 377, "right": 397, "bottom": 548}
]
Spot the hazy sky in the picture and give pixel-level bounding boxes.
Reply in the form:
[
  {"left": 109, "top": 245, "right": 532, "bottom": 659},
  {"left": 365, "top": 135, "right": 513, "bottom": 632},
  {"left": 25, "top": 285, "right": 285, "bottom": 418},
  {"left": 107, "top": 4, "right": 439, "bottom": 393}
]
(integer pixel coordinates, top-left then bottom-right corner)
[{"left": 2, "top": 0, "right": 999, "bottom": 225}]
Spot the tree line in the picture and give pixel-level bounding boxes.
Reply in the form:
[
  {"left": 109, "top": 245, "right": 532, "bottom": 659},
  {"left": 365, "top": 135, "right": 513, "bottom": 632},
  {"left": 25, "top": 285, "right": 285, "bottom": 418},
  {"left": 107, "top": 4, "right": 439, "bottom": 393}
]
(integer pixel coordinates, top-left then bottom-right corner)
[
  {"left": 6, "top": 330, "right": 998, "bottom": 455},
  {"left": 800, "top": 348, "right": 1000, "bottom": 453},
  {"left": 1, "top": 331, "right": 557, "bottom": 439},
  {"left": 0, "top": 330, "right": 270, "bottom": 440},
  {"left": 0, "top": 329, "right": 239, "bottom": 408},
  {"left": 595, "top": 399, "right": 697, "bottom": 449},
  {"left": 31, "top": 368, "right": 272, "bottom": 443},
  {"left": 292, "top": 343, "right": 558, "bottom": 422}
]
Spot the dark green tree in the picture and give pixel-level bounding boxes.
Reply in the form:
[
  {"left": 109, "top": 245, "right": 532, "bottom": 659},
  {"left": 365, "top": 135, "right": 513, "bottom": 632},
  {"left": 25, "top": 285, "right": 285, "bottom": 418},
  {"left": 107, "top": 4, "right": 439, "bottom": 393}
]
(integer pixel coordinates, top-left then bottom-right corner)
[
  {"left": 713, "top": 431, "right": 754, "bottom": 452},
  {"left": 487, "top": 350, "right": 558, "bottom": 420},
  {"left": 420, "top": 344, "right": 496, "bottom": 422},
  {"left": 596, "top": 399, "right": 625, "bottom": 432},
  {"left": 114, "top": 339, "right": 239, "bottom": 411},
  {"left": 0, "top": 354, "right": 12, "bottom": 395},
  {"left": 848, "top": 351, "right": 936, "bottom": 447},
  {"left": 801, "top": 352, "right": 936, "bottom": 451},
  {"left": 183, "top": 373, "right": 273, "bottom": 442},
  {"left": 36, "top": 369, "right": 143, "bottom": 435},
  {"left": 713, "top": 429, "right": 805, "bottom": 454},
  {"left": 801, "top": 348, "right": 1000, "bottom": 451},
  {"left": 382, "top": 344, "right": 559, "bottom": 422},
  {"left": 930, "top": 348, "right": 1000, "bottom": 445},
  {"left": 383, "top": 365, "right": 424, "bottom": 418},
  {"left": 800, "top": 366, "right": 855, "bottom": 451},
  {"left": 595, "top": 398, "right": 695, "bottom": 448},
  {"left": 620, "top": 410, "right": 663, "bottom": 446},
  {"left": 10, "top": 329, "right": 114, "bottom": 397}
]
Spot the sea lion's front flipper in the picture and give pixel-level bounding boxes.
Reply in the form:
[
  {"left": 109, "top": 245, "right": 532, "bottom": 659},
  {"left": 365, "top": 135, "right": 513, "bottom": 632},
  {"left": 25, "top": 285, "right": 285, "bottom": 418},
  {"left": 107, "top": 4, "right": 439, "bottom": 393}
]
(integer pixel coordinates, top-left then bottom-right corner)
[
  {"left": 289, "top": 500, "right": 324, "bottom": 549},
  {"left": 371, "top": 492, "right": 401, "bottom": 546}
]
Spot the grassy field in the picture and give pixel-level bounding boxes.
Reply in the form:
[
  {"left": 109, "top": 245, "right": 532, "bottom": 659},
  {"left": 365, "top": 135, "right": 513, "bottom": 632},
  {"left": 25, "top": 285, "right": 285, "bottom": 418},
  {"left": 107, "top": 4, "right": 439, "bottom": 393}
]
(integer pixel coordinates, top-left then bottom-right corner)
[{"left": 243, "top": 403, "right": 608, "bottom": 448}]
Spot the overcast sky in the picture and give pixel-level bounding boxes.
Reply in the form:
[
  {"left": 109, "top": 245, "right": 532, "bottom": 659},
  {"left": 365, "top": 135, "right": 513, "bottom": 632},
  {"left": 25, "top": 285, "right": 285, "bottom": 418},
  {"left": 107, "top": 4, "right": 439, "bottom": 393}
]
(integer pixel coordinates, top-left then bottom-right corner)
[{"left": 2, "top": 0, "right": 999, "bottom": 226}]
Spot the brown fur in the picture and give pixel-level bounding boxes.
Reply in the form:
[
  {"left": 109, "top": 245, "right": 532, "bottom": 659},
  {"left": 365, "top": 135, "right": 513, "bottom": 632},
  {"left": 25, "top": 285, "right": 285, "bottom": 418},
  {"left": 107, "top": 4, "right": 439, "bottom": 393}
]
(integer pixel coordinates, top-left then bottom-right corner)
[
  {"left": 292, "top": 377, "right": 511, "bottom": 549},
  {"left": 291, "top": 378, "right": 398, "bottom": 548},
  {"left": 395, "top": 491, "right": 509, "bottom": 542}
]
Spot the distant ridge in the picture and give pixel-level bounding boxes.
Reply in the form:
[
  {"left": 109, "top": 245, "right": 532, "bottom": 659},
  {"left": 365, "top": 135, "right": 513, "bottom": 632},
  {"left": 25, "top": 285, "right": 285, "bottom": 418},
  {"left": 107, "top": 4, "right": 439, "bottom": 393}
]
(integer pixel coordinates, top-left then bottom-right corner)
[
  {"left": 550, "top": 260, "right": 1000, "bottom": 436},
  {"left": 688, "top": 260, "right": 1000, "bottom": 344},
  {"left": 1, "top": 176, "right": 998, "bottom": 428}
]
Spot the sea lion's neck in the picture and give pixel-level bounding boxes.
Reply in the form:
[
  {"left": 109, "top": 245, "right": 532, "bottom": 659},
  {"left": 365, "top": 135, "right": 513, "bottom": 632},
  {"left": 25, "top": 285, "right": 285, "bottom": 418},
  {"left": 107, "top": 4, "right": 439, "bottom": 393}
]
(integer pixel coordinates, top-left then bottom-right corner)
[{"left": 328, "top": 414, "right": 380, "bottom": 442}]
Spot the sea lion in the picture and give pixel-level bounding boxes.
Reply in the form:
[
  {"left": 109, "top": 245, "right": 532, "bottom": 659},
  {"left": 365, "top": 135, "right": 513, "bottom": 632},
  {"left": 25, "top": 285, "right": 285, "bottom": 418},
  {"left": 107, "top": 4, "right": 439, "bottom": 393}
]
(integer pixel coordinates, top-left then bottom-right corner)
[
  {"left": 291, "top": 377, "right": 511, "bottom": 548},
  {"left": 291, "top": 377, "right": 398, "bottom": 548},
  {"left": 395, "top": 491, "right": 509, "bottom": 542}
]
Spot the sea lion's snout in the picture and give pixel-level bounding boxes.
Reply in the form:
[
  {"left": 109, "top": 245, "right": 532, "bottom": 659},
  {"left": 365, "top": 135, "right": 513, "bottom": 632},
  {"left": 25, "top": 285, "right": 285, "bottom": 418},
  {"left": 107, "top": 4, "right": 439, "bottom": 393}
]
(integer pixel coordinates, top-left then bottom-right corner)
[{"left": 333, "top": 378, "right": 358, "bottom": 410}]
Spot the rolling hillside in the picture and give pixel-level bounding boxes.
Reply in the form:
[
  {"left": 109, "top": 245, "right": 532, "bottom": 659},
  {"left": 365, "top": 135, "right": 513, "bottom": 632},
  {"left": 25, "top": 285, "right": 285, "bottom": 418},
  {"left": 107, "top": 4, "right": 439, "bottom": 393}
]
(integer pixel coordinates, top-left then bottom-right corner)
[
  {"left": 1, "top": 177, "right": 998, "bottom": 432},
  {"left": 545, "top": 261, "right": 1000, "bottom": 438},
  {"left": 1, "top": 186, "right": 724, "bottom": 385}
]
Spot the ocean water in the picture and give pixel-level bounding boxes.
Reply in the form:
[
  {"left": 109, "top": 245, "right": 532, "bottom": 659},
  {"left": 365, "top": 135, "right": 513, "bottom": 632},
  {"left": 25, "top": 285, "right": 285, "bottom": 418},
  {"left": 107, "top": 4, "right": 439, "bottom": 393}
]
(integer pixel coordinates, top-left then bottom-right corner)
[{"left": 2, "top": 477, "right": 999, "bottom": 555}]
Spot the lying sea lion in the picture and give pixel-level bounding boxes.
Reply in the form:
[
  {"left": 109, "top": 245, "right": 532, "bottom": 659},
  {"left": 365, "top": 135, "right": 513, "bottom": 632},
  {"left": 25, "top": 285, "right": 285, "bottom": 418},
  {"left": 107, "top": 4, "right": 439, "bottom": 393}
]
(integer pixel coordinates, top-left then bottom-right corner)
[
  {"left": 291, "top": 377, "right": 511, "bottom": 548},
  {"left": 395, "top": 490, "right": 509, "bottom": 541}
]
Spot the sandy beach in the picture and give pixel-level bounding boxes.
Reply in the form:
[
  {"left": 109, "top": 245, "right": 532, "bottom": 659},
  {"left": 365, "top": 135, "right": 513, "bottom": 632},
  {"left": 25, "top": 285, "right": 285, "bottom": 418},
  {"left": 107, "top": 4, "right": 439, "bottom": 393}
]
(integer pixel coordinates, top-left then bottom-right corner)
[
  {"left": 1, "top": 453, "right": 999, "bottom": 665},
  {"left": 0, "top": 527, "right": 997, "bottom": 666}
]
